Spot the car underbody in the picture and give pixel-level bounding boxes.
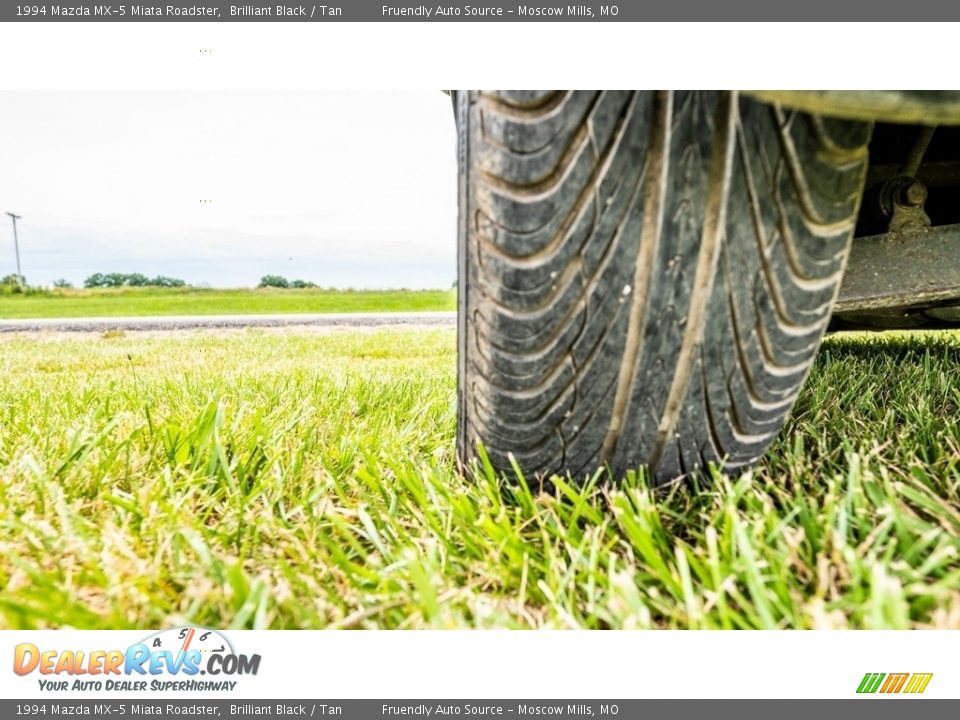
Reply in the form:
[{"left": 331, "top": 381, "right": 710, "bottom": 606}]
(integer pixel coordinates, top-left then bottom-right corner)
[
  {"left": 832, "top": 121, "right": 960, "bottom": 329},
  {"left": 753, "top": 92, "right": 960, "bottom": 331}
]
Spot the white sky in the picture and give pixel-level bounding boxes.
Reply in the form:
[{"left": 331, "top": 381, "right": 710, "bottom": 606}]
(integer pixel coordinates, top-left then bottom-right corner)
[{"left": 0, "top": 91, "right": 457, "bottom": 288}]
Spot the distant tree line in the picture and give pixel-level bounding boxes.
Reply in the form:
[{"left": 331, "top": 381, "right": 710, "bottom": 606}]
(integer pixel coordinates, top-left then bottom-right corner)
[
  {"left": 1, "top": 273, "right": 28, "bottom": 294},
  {"left": 4, "top": 272, "right": 326, "bottom": 292},
  {"left": 259, "top": 275, "right": 317, "bottom": 289},
  {"left": 84, "top": 273, "right": 187, "bottom": 288},
  {"left": 0, "top": 274, "right": 59, "bottom": 296}
]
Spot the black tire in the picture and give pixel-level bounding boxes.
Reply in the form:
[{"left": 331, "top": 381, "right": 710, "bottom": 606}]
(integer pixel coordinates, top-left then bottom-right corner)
[{"left": 456, "top": 90, "right": 871, "bottom": 485}]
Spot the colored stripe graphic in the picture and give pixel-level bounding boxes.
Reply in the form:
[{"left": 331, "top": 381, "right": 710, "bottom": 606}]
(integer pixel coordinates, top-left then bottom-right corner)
[
  {"left": 857, "top": 672, "right": 932, "bottom": 694},
  {"left": 857, "top": 673, "right": 885, "bottom": 694},
  {"left": 880, "top": 673, "right": 909, "bottom": 693},
  {"left": 904, "top": 673, "right": 933, "bottom": 694}
]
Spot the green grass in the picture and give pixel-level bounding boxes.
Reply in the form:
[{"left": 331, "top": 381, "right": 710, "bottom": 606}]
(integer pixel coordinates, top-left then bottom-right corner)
[
  {"left": 0, "top": 328, "right": 958, "bottom": 629},
  {"left": 0, "top": 287, "right": 456, "bottom": 319}
]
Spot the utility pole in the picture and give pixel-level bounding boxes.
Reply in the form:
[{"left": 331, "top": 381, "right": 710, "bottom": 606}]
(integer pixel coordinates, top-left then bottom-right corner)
[{"left": 6, "top": 212, "right": 22, "bottom": 286}]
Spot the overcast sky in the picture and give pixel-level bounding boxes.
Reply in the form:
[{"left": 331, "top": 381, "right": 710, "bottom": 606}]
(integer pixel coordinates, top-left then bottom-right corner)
[{"left": 0, "top": 91, "right": 457, "bottom": 288}]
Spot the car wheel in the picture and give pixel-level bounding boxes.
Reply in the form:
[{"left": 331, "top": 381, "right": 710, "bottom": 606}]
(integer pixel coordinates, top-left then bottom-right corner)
[{"left": 456, "top": 90, "right": 870, "bottom": 485}]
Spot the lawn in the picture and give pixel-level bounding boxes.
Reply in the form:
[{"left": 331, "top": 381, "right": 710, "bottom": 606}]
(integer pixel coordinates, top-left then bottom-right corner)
[
  {"left": 0, "top": 328, "right": 958, "bottom": 629},
  {"left": 0, "top": 287, "right": 456, "bottom": 319}
]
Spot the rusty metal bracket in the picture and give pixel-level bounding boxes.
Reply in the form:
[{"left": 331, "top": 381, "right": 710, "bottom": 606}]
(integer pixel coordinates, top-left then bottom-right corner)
[
  {"left": 885, "top": 178, "right": 931, "bottom": 233},
  {"left": 835, "top": 223, "right": 960, "bottom": 314}
]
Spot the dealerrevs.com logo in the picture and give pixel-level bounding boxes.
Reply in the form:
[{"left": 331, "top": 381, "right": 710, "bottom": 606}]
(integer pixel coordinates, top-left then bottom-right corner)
[{"left": 13, "top": 627, "right": 261, "bottom": 692}]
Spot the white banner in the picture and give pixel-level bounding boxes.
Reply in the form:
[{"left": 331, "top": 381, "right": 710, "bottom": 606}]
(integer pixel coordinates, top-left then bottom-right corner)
[{"left": 0, "top": 630, "right": 951, "bottom": 699}]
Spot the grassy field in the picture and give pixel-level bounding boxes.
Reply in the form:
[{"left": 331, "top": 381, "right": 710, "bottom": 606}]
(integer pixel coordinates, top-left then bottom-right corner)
[
  {"left": 0, "top": 287, "right": 456, "bottom": 319},
  {"left": 0, "top": 327, "right": 958, "bottom": 629}
]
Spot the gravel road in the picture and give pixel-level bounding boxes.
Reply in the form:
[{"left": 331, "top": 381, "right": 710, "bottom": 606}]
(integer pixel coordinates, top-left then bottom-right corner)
[{"left": 0, "top": 311, "right": 457, "bottom": 333}]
